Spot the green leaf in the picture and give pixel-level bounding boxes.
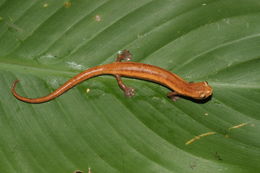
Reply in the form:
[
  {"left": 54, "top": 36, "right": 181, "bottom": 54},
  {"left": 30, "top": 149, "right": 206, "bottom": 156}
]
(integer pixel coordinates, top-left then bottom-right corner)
[{"left": 0, "top": 0, "right": 260, "bottom": 172}]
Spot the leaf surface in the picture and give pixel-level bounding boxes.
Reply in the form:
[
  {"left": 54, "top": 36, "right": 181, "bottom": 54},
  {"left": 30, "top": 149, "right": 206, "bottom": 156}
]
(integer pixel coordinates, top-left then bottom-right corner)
[{"left": 0, "top": 0, "right": 260, "bottom": 172}]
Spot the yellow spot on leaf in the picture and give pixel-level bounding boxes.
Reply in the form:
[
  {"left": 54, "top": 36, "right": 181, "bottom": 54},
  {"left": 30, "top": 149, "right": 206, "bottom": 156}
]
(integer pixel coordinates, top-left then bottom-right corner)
[
  {"left": 64, "top": 1, "right": 72, "bottom": 8},
  {"left": 94, "top": 15, "right": 102, "bottom": 22},
  {"left": 43, "top": 3, "right": 48, "bottom": 8},
  {"left": 229, "top": 123, "right": 248, "bottom": 130},
  {"left": 86, "top": 88, "right": 90, "bottom": 93},
  {"left": 185, "top": 131, "right": 216, "bottom": 145}
]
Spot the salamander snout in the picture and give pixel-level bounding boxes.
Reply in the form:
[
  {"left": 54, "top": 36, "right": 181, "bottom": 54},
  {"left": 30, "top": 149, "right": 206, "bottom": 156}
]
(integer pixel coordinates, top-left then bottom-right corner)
[
  {"left": 199, "top": 81, "right": 213, "bottom": 99},
  {"left": 191, "top": 81, "right": 213, "bottom": 99}
]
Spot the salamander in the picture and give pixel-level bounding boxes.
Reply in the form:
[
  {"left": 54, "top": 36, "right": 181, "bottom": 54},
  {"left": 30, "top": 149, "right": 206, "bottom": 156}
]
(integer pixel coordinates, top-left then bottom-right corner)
[{"left": 11, "top": 50, "right": 213, "bottom": 103}]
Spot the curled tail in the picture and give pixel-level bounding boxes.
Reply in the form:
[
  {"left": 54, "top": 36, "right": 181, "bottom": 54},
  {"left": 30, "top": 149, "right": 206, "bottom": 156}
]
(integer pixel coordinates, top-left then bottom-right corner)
[
  {"left": 11, "top": 64, "right": 109, "bottom": 103},
  {"left": 11, "top": 80, "right": 66, "bottom": 103},
  {"left": 11, "top": 66, "right": 104, "bottom": 103}
]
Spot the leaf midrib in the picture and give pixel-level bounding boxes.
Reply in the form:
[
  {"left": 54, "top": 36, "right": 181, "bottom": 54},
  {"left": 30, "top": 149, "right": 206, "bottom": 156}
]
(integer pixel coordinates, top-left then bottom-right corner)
[{"left": 1, "top": 60, "right": 259, "bottom": 90}]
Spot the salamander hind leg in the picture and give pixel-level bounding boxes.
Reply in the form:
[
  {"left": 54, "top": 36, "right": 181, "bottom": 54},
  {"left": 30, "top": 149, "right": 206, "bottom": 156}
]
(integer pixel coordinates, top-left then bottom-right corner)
[
  {"left": 167, "top": 91, "right": 180, "bottom": 102},
  {"left": 115, "top": 75, "right": 135, "bottom": 97},
  {"left": 116, "top": 50, "right": 132, "bottom": 62}
]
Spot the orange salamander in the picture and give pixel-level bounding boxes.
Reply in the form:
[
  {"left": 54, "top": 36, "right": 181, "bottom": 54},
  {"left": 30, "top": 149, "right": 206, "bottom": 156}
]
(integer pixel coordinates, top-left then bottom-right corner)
[{"left": 11, "top": 50, "right": 213, "bottom": 103}]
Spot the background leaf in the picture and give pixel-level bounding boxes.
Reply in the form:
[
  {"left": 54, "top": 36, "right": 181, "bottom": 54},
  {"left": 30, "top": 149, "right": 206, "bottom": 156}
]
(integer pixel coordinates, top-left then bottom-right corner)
[{"left": 0, "top": 0, "right": 260, "bottom": 172}]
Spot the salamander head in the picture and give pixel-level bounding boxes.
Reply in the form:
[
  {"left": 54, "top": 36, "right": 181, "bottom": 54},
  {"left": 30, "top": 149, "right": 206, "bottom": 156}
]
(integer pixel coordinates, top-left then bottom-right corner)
[{"left": 189, "top": 81, "right": 213, "bottom": 99}]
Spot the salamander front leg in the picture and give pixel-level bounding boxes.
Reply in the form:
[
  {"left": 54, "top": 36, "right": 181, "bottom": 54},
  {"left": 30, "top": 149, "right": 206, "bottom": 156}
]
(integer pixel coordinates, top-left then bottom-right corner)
[
  {"left": 167, "top": 91, "right": 180, "bottom": 101},
  {"left": 115, "top": 75, "right": 135, "bottom": 97},
  {"left": 116, "top": 50, "right": 132, "bottom": 62}
]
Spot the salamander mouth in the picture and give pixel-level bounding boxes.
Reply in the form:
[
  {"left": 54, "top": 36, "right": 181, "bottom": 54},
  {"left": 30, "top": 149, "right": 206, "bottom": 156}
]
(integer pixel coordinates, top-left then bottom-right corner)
[
  {"left": 200, "top": 93, "right": 206, "bottom": 98},
  {"left": 199, "top": 89, "right": 213, "bottom": 99}
]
